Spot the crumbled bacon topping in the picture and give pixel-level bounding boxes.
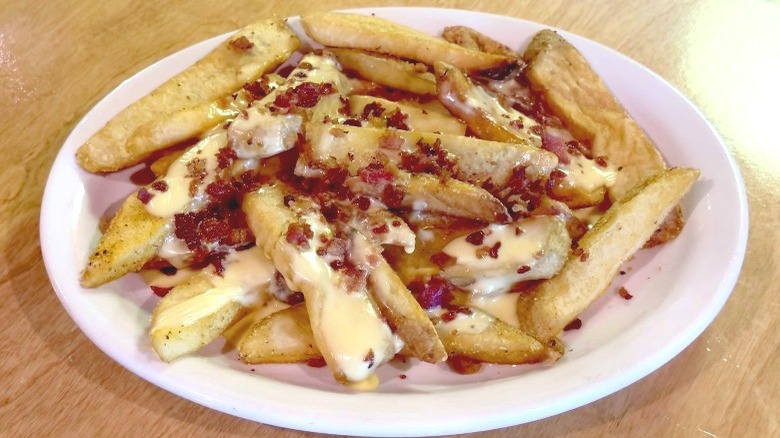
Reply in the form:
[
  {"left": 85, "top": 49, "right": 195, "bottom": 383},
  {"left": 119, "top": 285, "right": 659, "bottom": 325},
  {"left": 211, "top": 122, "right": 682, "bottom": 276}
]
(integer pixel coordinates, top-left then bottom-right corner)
[
  {"left": 272, "top": 82, "right": 335, "bottom": 111},
  {"left": 386, "top": 109, "right": 410, "bottom": 130},
  {"left": 563, "top": 318, "right": 582, "bottom": 331},
  {"left": 137, "top": 188, "right": 152, "bottom": 204},
  {"left": 228, "top": 36, "right": 254, "bottom": 52},
  {"left": 285, "top": 222, "right": 313, "bottom": 249},
  {"left": 407, "top": 276, "right": 454, "bottom": 310},
  {"left": 361, "top": 102, "right": 385, "bottom": 119},
  {"left": 465, "top": 230, "right": 485, "bottom": 245}
]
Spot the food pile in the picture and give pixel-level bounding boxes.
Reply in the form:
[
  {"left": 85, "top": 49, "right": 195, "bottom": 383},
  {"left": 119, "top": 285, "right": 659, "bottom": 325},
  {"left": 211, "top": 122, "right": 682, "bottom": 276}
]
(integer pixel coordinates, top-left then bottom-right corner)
[{"left": 78, "top": 12, "right": 698, "bottom": 389}]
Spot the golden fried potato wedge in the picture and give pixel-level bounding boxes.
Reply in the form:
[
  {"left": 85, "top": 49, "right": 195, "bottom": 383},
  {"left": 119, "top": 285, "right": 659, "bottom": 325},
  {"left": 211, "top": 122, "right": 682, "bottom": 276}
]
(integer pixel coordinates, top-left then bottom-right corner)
[
  {"left": 244, "top": 186, "right": 399, "bottom": 387},
  {"left": 348, "top": 95, "right": 466, "bottom": 135},
  {"left": 347, "top": 171, "right": 509, "bottom": 222},
  {"left": 76, "top": 19, "right": 299, "bottom": 173},
  {"left": 239, "top": 304, "right": 320, "bottom": 364},
  {"left": 331, "top": 48, "right": 436, "bottom": 95},
  {"left": 81, "top": 192, "right": 168, "bottom": 288},
  {"left": 301, "top": 12, "right": 514, "bottom": 71},
  {"left": 435, "top": 61, "right": 613, "bottom": 208},
  {"left": 149, "top": 272, "right": 243, "bottom": 362},
  {"left": 523, "top": 30, "right": 665, "bottom": 202},
  {"left": 435, "top": 61, "right": 538, "bottom": 146},
  {"left": 149, "top": 245, "right": 276, "bottom": 362},
  {"left": 516, "top": 168, "right": 700, "bottom": 341},
  {"left": 441, "top": 216, "right": 571, "bottom": 294},
  {"left": 434, "top": 307, "right": 550, "bottom": 364},
  {"left": 149, "top": 274, "right": 236, "bottom": 360},
  {"left": 353, "top": 233, "right": 447, "bottom": 363},
  {"left": 126, "top": 97, "right": 245, "bottom": 159},
  {"left": 303, "top": 123, "right": 558, "bottom": 186},
  {"left": 441, "top": 26, "right": 520, "bottom": 59},
  {"left": 524, "top": 29, "right": 685, "bottom": 243}
]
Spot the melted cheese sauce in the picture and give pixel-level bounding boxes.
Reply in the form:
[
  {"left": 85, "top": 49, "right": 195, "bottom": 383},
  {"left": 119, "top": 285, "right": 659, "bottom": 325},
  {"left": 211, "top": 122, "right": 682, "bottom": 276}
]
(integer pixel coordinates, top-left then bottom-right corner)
[
  {"left": 469, "top": 293, "right": 521, "bottom": 328},
  {"left": 152, "top": 246, "right": 275, "bottom": 331},
  {"left": 145, "top": 131, "right": 228, "bottom": 218},
  {"left": 560, "top": 154, "right": 617, "bottom": 192},
  {"left": 227, "top": 111, "right": 302, "bottom": 160},
  {"left": 431, "top": 307, "right": 493, "bottom": 335},
  {"left": 441, "top": 218, "right": 554, "bottom": 295},
  {"left": 278, "top": 208, "right": 400, "bottom": 383},
  {"left": 462, "top": 84, "right": 541, "bottom": 147}
]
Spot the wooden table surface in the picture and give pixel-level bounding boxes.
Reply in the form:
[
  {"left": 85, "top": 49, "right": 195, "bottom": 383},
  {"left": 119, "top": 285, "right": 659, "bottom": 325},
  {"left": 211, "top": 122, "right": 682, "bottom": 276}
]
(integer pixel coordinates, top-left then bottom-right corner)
[{"left": 2, "top": 0, "right": 777, "bottom": 436}]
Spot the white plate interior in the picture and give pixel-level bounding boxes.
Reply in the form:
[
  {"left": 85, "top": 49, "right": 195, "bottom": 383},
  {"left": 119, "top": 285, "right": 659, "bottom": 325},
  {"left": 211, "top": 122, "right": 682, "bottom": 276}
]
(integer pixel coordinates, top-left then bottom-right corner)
[{"left": 40, "top": 7, "right": 748, "bottom": 436}]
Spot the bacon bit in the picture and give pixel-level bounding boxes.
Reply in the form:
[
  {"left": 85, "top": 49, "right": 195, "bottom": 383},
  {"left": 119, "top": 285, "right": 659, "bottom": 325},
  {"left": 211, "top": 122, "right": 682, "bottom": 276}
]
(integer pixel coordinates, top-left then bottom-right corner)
[
  {"left": 441, "top": 310, "right": 458, "bottom": 322},
  {"left": 399, "top": 374, "right": 407, "bottom": 380},
  {"left": 400, "top": 138, "right": 454, "bottom": 176},
  {"left": 529, "top": 124, "right": 543, "bottom": 136},
  {"left": 355, "top": 196, "right": 372, "bottom": 211},
  {"left": 371, "top": 223, "right": 389, "bottom": 234},
  {"left": 571, "top": 244, "right": 589, "bottom": 262},
  {"left": 306, "top": 357, "right": 327, "bottom": 368},
  {"left": 515, "top": 227, "right": 524, "bottom": 236},
  {"left": 320, "top": 202, "right": 340, "bottom": 221},
  {"left": 137, "top": 188, "right": 152, "bottom": 204},
  {"left": 273, "top": 82, "right": 334, "bottom": 110},
  {"left": 150, "top": 286, "right": 172, "bottom": 297},
  {"left": 283, "top": 194, "right": 295, "bottom": 207},
  {"left": 285, "top": 222, "right": 313, "bottom": 249},
  {"left": 382, "top": 185, "right": 405, "bottom": 208},
  {"left": 563, "top": 318, "right": 582, "bottom": 331},
  {"left": 447, "top": 355, "right": 482, "bottom": 375},
  {"left": 216, "top": 146, "right": 237, "bottom": 169},
  {"left": 151, "top": 180, "right": 168, "bottom": 192},
  {"left": 386, "top": 109, "right": 410, "bottom": 130},
  {"left": 378, "top": 132, "right": 404, "bottom": 150},
  {"left": 488, "top": 241, "right": 501, "bottom": 258},
  {"left": 359, "top": 162, "right": 395, "bottom": 184},
  {"left": 392, "top": 219, "right": 402, "bottom": 227},
  {"left": 364, "top": 349, "right": 375, "bottom": 368},
  {"left": 408, "top": 276, "right": 453, "bottom": 310},
  {"left": 361, "top": 102, "right": 385, "bottom": 119},
  {"left": 430, "top": 252, "right": 456, "bottom": 268},
  {"left": 510, "top": 118, "right": 524, "bottom": 130},
  {"left": 541, "top": 129, "right": 570, "bottom": 164},
  {"left": 465, "top": 230, "right": 485, "bottom": 245},
  {"left": 205, "top": 179, "right": 239, "bottom": 204},
  {"left": 347, "top": 152, "right": 355, "bottom": 161},
  {"left": 618, "top": 287, "right": 634, "bottom": 300},
  {"left": 517, "top": 265, "right": 531, "bottom": 274},
  {"left": 243, "top": 79, "right": 270, "bottom": 100},
  {"left": 338, "top": 96, "right": 350, "bottom": 115},
  {"left": 228, "top": 36, "right": 254, "bottom": 51},
  {"left": 186, "top": 158, "right": 207, "bottom": 196},
  {"left": 330, "top": 259, "right": 345, "bottom": 270},
  {"left": 142, "top": 258, "right": 177, "bottom": 274},
  {"left": 620, "top": 270, "right": 626, "bottom": 275},
  {"left": 343, "top": 118, "right": 361, "bottom": 127},
  {"left": 286, "top": 291, "right": 305, "bottom": 305},
  {"left": 595, "top": 156, "right": 609, "bottom": 168}
]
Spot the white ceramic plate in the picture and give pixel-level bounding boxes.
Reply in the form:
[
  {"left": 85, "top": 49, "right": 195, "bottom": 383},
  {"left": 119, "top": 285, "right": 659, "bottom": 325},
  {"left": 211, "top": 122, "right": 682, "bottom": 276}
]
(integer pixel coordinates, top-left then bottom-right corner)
[{"left": 41, "top": 7, "right": 748, "bottom": 436}]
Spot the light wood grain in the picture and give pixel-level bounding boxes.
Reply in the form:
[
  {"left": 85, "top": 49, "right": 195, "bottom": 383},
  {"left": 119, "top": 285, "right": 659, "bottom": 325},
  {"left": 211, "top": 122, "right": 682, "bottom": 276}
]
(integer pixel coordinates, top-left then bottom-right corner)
[{"left": 2, "top": 0, "right": 778, "bottom": 436}]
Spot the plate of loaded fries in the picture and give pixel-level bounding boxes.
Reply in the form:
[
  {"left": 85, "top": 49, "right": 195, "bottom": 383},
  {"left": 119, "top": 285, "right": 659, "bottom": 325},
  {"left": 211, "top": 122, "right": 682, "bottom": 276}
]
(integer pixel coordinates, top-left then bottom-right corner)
[{"left": 41, "top": 7, "right": 747, "bottom": 436}]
